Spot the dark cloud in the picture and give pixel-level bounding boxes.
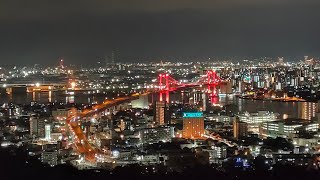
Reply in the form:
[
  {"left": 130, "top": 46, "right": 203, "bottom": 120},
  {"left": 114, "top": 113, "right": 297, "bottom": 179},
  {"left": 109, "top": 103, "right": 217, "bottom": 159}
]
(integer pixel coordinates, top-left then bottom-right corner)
[{"left": 0, "top": 0, "right": 320, "bottom": 64}]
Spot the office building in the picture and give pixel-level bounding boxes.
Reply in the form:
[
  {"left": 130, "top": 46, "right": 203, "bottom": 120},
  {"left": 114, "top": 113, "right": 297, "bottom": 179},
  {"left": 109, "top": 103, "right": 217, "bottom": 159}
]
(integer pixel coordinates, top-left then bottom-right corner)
[
  {"left": 233, "top": 117, "right": 248, "bottom": 140},
  {"left": 238, "top": 111, "right": 278, "bottom": 133},
  {"left": 238, "top": 111, "right": 278, "bottom": 124},
  {"left": 183, "top": 112, "right": 204, "bottom": 139},
  {"left": 140, "top": 126, "right": 174, "bottom": 144},
  {"left": 260, "top": 119, "right": 319, "bottom": 138}
]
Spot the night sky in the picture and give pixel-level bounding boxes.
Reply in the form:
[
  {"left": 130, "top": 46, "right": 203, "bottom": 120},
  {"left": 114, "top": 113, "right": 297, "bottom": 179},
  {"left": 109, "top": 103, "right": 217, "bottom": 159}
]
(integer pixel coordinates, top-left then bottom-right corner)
[{"left": 1, "top": 0, "right": 320, "bottom": 65}]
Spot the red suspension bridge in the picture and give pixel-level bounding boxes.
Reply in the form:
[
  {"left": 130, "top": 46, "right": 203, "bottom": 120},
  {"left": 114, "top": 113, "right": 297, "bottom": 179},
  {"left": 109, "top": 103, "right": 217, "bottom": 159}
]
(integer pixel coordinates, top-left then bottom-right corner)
[{"left": 158, "top": 70, "right": 222, "bottom": 104}]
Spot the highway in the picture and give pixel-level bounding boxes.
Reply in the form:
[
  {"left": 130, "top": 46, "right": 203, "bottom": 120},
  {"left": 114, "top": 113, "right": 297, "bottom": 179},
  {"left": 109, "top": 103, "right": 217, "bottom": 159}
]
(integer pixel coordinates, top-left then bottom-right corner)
[{"left": 66, "top": 93, "right": 144, "bottom": 162}]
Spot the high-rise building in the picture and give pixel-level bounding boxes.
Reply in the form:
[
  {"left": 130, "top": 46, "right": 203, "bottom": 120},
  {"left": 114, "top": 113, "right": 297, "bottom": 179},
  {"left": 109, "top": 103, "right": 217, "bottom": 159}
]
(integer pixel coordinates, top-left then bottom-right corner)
[
  {"left": 30, "top": 116, "right": 45, "bottom": 138},
  {"left": 233, "top": 117, "right": 248, "bottom": 140},
  {"left": 298, "top": 102, "right": 318, "bottom": 120},
  {"left": 202, "top": 93, "right": 207, "bottom": 111},
  {"left": 182, "top": 112, "right": 204, "bottom": 139},
  {"left": 45, "top": 124, "right": 51, "bottom": 140},
  {"left": 238, "top": 81, "right": 243, "bottom": 93},
  {"left": 154, "top": 101, "right": 168, "bottom": 125}
]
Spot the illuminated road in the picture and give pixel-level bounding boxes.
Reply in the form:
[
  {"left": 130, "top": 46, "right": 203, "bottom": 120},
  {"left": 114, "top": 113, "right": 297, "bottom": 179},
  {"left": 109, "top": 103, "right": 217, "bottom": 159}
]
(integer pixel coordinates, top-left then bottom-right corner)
[
  {"left": 66, "top": 93, "right": 143, "bottom": 162},
  {"left": 203, "top": 133, "right": 238, "bottom": 147}
]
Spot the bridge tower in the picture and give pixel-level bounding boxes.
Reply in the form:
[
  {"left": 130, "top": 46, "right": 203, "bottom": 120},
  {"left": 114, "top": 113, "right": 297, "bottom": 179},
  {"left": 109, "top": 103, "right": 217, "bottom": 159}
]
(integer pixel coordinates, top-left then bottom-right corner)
[
  {"left": 205, "top": 70, "right": 221, "bottom": 104},
  {"left": 158, "top": 73, "right": 180, "bottom": 103}
]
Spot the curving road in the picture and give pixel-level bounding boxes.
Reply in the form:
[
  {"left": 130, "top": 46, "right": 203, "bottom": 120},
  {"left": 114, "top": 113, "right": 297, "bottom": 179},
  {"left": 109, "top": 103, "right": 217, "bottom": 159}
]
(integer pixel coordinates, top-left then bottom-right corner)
[{"left": 66, "top": 93, "right": 144, "bottom": 162}]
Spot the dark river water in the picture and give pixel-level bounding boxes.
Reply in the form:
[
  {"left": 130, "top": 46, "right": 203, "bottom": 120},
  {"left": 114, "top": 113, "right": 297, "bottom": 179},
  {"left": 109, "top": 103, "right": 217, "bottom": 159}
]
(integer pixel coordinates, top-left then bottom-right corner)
[{"left": 0, "top": 91, "right": 298, "bottom": 118}]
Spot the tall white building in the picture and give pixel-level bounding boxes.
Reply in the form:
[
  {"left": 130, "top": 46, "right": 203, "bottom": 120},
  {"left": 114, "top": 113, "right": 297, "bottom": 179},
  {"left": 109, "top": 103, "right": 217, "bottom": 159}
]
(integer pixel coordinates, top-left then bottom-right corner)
[
  {"left": 298, "top": 102, "right": 318, "bottom": 120},
  {"left": 45, "top": 124, "right": 51, "bottom": 140}
]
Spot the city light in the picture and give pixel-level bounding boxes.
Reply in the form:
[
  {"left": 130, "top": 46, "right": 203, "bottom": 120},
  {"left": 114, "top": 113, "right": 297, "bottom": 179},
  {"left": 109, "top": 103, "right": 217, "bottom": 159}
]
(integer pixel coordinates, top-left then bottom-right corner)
[
  {"left": 71, "top": 82, "right": 76, "bottom": 89},
  {"left": 2, "top": 56, "right": 320, "bottom": 176}
]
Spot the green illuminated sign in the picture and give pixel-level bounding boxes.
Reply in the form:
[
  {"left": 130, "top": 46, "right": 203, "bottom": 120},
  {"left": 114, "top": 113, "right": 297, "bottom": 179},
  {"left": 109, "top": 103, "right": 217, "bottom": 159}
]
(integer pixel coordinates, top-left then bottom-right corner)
[
  {"left": 245, "top": 76, "right": 251, "bottom": 82},
  {"left": 183, "top": 112, "right": 203, "bottom": 118}
]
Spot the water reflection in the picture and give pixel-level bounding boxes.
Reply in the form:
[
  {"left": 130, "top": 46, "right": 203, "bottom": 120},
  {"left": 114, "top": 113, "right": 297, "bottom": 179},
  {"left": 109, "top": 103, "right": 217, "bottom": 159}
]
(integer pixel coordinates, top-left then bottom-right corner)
[
  {"left": 0, "top": 91, "right": 299, "bottom": 118},
  {"left": 48, "top": 91, "right": 52, "bottom": 103},
  {"left": 0, "top": 91, "right": 105, "bottom": 105}
]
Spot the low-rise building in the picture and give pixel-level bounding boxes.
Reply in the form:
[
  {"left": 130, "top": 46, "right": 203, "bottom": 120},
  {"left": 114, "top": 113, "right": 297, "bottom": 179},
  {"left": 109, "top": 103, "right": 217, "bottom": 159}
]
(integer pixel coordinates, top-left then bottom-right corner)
[
  {"left": 139, "top": 126, "right": 174, "bottom": 144},
  {"left": 260, "top": 119, "right": 319, "bottom": 138},
  {"left": 30, "top": 116, "right": 46, "bottom": 138},
  {"left": 273, "top": 153, "right": 312, "bottom": 166},
  {"left": 238, "top": 111, "right": 279, "bottom": 124},
  {"left": 41, "top": 150, "right": 58, "bottom": 167},
  {"left": 203, "top": 143, "right": 227, "bottom": 160},
  {"left": 238, "top": 111, "right": 279, "bottom": 133},
  {"left": 52, "top": 108, "right": 77, "bottom": 121},
  {"left": 206, "top": 115, "right": 231, "bottom": 123},
  {"left": 135, "top": 153, "right": 168, "bottom": 165},
  {"left": 292, "top": 137, "right": 320, "bottom": 147}
]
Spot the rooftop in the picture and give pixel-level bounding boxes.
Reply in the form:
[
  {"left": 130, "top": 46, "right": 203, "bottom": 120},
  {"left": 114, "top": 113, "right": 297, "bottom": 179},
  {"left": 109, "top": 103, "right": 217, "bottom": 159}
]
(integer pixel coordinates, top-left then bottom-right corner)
[{"left": 266, "top": 118, "right": 314, "bottom": 125}]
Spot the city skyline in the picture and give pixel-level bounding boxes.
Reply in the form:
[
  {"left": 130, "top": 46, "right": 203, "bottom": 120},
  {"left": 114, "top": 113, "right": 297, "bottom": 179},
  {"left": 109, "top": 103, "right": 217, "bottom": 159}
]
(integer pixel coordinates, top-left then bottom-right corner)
[
  {"left": 1, "top": 56, "right": 320, "bottom": 178},
  {"left": 2, "top": 1, "right": 320, "bottom": 179},
  {"left": 1, "top": 0, "right": 320, "bottom": 65}
]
